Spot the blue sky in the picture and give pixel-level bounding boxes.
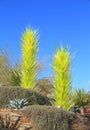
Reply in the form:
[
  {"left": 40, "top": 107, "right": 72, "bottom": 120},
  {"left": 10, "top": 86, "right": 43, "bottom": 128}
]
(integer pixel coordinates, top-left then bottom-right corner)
[{"left": 0, "top": 0, "right": 90, "bottom": 91}]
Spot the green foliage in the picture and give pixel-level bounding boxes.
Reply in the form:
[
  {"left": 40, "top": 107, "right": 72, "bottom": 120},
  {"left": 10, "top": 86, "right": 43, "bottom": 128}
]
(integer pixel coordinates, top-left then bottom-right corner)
[
  {"left": 22, "top": 105, "right": 70, "bottom": 130},
  {"left": 9, "top": 64, "right": 21, "bottom": 86},
  {"left": 52, "top": 46, "right": 73, "bottom": 110},
  {"left": 0, "top": 86, "right": 52, "bottom": 108},
  {"left": 8, "top": 98, "right": 28, "bottom": 109},
  {"left": 0, "top": 49, "right": 22, "bottom": 86},
  {"left": 72, "top": 88, "right": 89, "bottom": 108},
  {"left": 21, "top": 28, "right": 39, "bottom": 89},
  {"left": 9, "top": 62, "right": 43, "bottom": 87}
]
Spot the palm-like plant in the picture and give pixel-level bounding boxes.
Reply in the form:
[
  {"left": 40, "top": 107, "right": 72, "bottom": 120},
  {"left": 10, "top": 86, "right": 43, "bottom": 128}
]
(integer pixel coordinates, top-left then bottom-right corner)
[
  {"left": 10, "top": 64, "right": 21, "bottom": 86},
  {"left": 21, "top": 28, "right": 39, "bottom": 89},
  {"left": 72, "top": 88, "right": 89, "bottom": 108},
  {"left": 52, "top": 46, "right": 73, "bottom": 110}
]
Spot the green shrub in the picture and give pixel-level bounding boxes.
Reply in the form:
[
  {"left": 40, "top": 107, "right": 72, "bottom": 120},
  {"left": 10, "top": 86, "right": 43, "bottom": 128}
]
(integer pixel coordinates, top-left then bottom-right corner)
[
  {"left": 22, "top": 105, "right": 70, "bottom": 130},
  {"left": 0, "top": 86, "right": 52, "bottom": 108},
  {"left": 34, "top": 78, "right": 54, "bottom": 96},
  {"left": 72, "top": 88, "right": 89, "bottom": 108}
]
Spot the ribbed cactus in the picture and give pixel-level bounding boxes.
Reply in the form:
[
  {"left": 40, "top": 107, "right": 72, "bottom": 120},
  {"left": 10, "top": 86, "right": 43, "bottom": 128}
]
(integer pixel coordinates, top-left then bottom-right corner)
[
  {"left": 21, "top": 28, "right": 39, "bottom": 89},
  {"left": 52, "top": 46, "right": 73, "bottom": 110}
]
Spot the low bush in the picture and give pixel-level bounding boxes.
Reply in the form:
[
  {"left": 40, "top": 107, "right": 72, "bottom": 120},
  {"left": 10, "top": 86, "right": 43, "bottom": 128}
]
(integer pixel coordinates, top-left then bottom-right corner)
[
  {"left": 34, "top": 78, "right": 54, "bottom": 96},
  {"left": 22, "top": 105, "right": 70, "bottom": 130},
  {"left": 0, "top": 86, "right": 52, "bottom": 108}
]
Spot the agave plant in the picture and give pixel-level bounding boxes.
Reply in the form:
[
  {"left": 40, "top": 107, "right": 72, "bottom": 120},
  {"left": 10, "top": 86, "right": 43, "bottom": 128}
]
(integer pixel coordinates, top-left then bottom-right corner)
[
  {"left": 8, "top": 98, "right": 28, "bottom": 109},
  {"left": 52, "top": 46, "right": 74, "bottom": 110},
  {"left": 21, "top": 28, "right": 39, "bottom": 89}
]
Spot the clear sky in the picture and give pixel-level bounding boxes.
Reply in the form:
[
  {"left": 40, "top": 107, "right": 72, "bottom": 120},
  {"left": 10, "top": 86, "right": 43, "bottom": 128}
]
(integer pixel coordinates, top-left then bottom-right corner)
[{"left": 0, "top": 0, "right": 90, "bottom": 91}]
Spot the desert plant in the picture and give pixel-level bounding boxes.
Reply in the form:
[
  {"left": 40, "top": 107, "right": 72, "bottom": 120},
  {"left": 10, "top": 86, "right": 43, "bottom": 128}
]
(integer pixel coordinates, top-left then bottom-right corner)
[
  {"left": 21, "top": 28, "right": 39, "bottom": 89},
  {"left": 72, "top": 88, "right": 89, "bottom": 108},
  {"left": 34, "top": 78, "right": 54, "bottom": 96},
  {"left": 22, "top": 105, "right": 70, "bottom": 130},
  {"left": 0, "top": 86, "right": 52, "bottom": 108},
  {"left": 52, "top": 46, "right": 73, "bottom": 110},
  {"left": 9, "top": 63, "right": 21, "bottom": 86},
  {"left": 10, "top": 61, "right": 44, "bottom": 86},
  {"left": 8, "top": 98, "right": 28, "bottom": 109}
]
